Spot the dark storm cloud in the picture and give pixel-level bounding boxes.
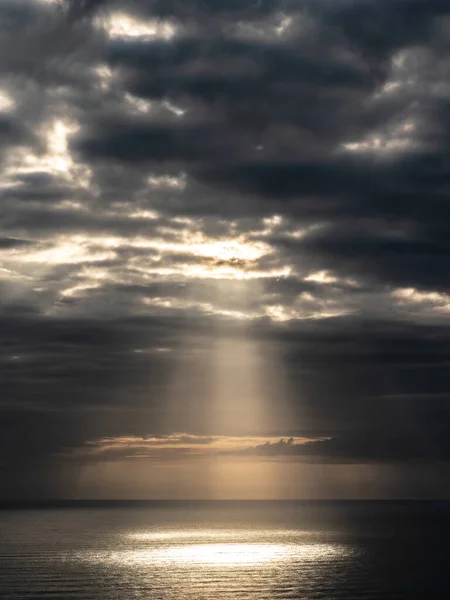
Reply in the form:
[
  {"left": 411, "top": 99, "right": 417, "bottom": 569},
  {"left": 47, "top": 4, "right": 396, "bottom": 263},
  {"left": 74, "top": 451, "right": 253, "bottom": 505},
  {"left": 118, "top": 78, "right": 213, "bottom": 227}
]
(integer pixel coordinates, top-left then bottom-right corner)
[
  {"left": 298, "top": 224, "right": 450, "bottom": 292},
  {"left": 73, "top": 118, "right": 247, "bottom": 163},
  {"left": 2, "top": 0, "right": 450, "bottom": 497}
]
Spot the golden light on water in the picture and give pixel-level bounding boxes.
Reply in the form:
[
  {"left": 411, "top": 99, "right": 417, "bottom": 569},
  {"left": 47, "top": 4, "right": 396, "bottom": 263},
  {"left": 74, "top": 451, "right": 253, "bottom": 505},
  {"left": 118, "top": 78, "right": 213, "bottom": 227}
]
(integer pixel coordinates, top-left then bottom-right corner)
[
  {"left": 129, "top": 542, "right": 345, "bottom": 567},
  {"left": 87, "top": 530, "right": 348, "bottom": 568},
  {"left": 120, "top": 543, "right": 291, "bottom": 566},
  {"left": 128, "top": 530, "right": 307, "bottom": 541},
  {"left": 68, "top": 525, "right": 355, "bottom": 600}
]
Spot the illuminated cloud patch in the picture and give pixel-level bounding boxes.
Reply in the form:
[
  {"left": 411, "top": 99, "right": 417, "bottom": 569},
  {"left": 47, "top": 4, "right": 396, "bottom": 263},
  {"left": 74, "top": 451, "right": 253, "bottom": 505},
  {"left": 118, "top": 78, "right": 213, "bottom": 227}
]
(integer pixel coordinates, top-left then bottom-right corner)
[
  {"left": 68, "top": 433, "right": 325, "bottom": 461},
  {"left": 96, "top": 12, "right": 179, "bottom": 41}
]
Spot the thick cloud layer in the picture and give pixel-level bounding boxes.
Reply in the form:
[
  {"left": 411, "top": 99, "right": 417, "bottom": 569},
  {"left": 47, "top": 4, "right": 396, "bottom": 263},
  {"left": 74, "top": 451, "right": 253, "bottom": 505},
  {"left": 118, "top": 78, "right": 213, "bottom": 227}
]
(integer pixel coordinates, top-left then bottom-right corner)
[{"left": 1, "top": 0, "right": 450, "bottom": 498}]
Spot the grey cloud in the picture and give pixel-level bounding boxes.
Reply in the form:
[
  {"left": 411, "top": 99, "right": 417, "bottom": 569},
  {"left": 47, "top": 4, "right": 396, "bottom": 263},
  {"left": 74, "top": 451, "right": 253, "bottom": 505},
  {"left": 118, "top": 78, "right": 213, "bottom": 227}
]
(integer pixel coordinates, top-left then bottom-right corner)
[
  {"left": 241, "top": 430, "right": 450, "bottom": 463},
  {"left": 72, "top": 116, "right": 254, "bottom": 164},
  {"left": 0, "top": 114, "right": 35, "bottom": 149},
  {"left": 0, "top": 237, "right": 34, "bottom": 249},
  {"left": 1, "top": 0, "right": 450, "bottom": 497}
]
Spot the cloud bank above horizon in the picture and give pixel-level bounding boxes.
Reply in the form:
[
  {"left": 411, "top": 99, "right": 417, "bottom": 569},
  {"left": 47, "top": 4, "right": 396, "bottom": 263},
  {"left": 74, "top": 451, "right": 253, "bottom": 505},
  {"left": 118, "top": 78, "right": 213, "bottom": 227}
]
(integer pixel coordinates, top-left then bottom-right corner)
[{"left": 1, "top": 0, "right": 450, "bottom": 499}]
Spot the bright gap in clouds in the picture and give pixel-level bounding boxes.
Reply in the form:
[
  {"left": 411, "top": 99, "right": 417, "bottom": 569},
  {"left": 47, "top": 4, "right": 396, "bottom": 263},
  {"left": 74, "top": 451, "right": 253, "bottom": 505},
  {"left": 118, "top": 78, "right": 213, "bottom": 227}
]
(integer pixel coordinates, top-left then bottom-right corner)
[
  {"left": 0, "top": 89, "right": 14, "bottom": 112},
  {"left": 73, "top": 269, "right": 298, "bottom": 497},
  {"left": 144, "top": 267, "right": 297, "bottom": 497},
  {"left": 5, "top": 118, "right": 92, "bottom": 187},
  {"left": 96, "top": 12, "right": 179, "bottom": 41}
]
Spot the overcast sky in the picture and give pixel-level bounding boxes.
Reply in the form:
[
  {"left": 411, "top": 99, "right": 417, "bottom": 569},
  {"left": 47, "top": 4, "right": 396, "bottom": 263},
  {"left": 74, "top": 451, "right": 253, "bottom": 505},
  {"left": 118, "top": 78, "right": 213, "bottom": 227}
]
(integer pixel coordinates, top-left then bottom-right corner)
[{"left": 1, "top": 0, "right": 450, "bottom": 499}]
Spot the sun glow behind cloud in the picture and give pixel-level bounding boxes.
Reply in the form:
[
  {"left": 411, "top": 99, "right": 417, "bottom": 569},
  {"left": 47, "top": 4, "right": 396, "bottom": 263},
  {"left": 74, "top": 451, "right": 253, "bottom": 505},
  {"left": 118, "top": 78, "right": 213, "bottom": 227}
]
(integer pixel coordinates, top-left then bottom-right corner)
[
  {"left": 32, "top": 233, "right": 268, "bottom": 264},
  {"left": 1, "top": 220, "right": 359, "bottom": 323}
]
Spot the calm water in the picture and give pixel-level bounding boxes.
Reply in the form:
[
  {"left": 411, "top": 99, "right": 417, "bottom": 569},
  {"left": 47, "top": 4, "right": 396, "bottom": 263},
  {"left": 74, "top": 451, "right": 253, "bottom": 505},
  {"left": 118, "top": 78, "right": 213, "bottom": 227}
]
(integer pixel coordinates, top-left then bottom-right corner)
[{"left": 0, "top": 501, "right": 449, "bottom": 599}]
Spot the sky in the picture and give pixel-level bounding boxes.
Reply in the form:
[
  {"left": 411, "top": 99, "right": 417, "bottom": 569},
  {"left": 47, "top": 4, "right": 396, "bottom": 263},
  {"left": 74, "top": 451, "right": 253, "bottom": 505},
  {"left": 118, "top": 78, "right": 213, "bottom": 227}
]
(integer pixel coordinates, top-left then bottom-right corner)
[{"left": 1, "top": 0, "right": 450, "bottom": 500}]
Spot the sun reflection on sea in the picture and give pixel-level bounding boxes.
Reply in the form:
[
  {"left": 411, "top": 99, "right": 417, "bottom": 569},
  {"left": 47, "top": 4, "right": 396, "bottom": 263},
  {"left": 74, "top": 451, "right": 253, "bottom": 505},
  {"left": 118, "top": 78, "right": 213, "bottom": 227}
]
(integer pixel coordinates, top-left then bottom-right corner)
[
  {"left": 81, "top": 529, "right": 349, "bottom": 569},
  {"left": 118, "top": 543, "right": 291, "bottom": 566}
]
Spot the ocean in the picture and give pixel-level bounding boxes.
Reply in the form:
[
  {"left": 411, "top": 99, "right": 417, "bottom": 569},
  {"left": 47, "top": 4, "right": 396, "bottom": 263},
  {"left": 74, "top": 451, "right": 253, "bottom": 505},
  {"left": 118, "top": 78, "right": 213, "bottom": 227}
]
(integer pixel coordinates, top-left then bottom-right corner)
[{"left": 0, "top": 501, "right": 448, "bottom": 599}]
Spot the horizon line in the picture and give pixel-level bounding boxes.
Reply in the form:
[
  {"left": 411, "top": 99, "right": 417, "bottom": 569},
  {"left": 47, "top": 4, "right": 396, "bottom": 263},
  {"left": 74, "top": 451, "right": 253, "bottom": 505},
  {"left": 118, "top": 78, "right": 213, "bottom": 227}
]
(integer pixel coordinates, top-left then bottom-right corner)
[{"left": 1, "top": 498, "right": 449, "bottom": 507}]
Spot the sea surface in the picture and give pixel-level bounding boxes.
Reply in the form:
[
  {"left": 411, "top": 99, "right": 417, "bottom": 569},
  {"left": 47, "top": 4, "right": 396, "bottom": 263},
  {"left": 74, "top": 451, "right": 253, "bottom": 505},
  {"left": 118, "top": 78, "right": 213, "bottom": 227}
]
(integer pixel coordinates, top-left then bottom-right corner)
[{"left": 0, "top": 501, "right": 449, "bottom": 599}]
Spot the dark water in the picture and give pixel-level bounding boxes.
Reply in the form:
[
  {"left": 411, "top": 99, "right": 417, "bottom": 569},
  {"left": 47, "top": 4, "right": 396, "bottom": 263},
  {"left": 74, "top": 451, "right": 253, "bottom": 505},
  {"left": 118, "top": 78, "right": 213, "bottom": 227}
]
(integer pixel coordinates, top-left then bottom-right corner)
[{"left": 0, "top": 501, "right": 449, "bottom": 599}]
